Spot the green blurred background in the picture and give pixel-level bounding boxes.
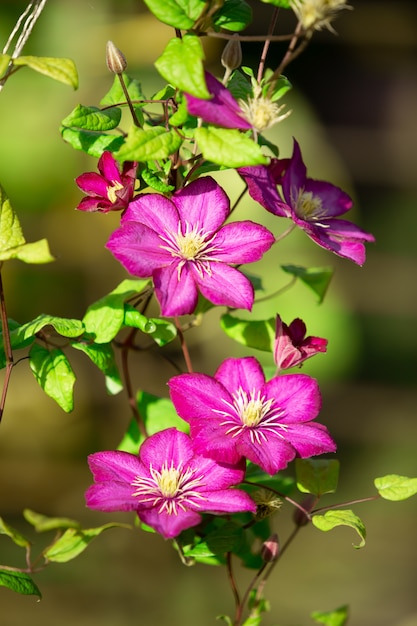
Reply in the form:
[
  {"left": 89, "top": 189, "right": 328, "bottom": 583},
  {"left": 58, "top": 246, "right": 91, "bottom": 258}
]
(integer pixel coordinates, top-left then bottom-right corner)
[{"left": 0, "top": 1, "right": 416, "bottom": 625}]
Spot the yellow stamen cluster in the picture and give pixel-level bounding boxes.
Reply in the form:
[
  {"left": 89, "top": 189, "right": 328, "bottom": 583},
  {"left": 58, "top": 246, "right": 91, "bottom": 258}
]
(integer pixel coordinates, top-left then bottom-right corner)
[
  {"left": 291, "top": 0, "right": 352, "bottom": 33},
  {"left": 295, "top": 190, "right": 324, "bottom": 219},
  {"left": 239, "top": 89, "right": 290, "bottom": 133},
  {"left": 107, "top": 180, "right": 124, "bottom": 203}
]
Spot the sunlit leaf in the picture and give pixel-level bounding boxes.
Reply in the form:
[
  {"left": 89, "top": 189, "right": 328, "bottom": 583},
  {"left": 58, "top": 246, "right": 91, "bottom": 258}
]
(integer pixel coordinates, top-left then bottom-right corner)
[
  {"left": 71, "top": 340, "right": 123, "bottom": 395},
  {"left": 13, "top": 56, "right": 78, "bottom": 88},
  {"left": 155, "top": 34, "right": 209, "bottom": 99},
  {"left": 43, "top": 523, "right": 131, "bottom": 563},
  {"left": 220, "top": 314, "right": 275, "bottom": 352},
  {"left": 0, "top": 183, "right": 25, "bottom": 252},
  {"left": 312, "top": 509, "right": 366, "bottom": 548},
  {"left": 0, "top": 239, "right": 54, "bottom": 264},
  {"left": 116, "top": 126, "right": 182, "bottom": 162},
  {"left": 374, "top": 475, "right": 417, "bottom": 501},
  {"left": 212, "top": 0, "right": 252, "bottom": 31},
  {"left": 142, "top": 0, "right": 206, "bottom": 29},
  {"left": 29, "top": 344, "right": 75, "bottom": 412},
  {"left": 0, "top": 53, "right": 11, "bottom": 78},
  {"left": 61, "top": 104, "right": 121, "bottom": 131},
  {"left": 0, "top": 517, "right": 31, "bottom": 548},
  {"left": 100, "top": 73, "right": 145, "bottom": 106},
  {"left": 23, "top": 509, "right": 81, "bottom": 533},
  {"left": 60, "top": 127, "right": 124, "bottom": 157},
  {"left": 311, "top": 605, "right": 349, "bottom": 626},
  {"left": 281, "top": 265, "right": 333, "bottom": 303},
  {"left": 195, "top": 127, "right": 268, "bottom": 168}
]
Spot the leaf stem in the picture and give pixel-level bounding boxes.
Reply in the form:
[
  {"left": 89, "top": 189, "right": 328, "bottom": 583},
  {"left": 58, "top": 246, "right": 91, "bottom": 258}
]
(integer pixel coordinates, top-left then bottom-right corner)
[{"left": 0, "top": 267, "right": 13, "bottom": 423}]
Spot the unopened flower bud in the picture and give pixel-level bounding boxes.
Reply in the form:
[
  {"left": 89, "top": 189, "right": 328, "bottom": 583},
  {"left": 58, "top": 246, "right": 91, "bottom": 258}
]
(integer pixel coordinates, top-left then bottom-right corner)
[
  {"left": 106, "top": 40, "right": 127, "bottom": 74},
  {"left": 253, "top": 488, "right": 282, "bottom": 521},
  {"left": 261, "top": 533, "right": 279, "bottom": 563},
  {"left": 293, "top": 494, "right": 316, "bottom": 527},
  {"left": 221, "top": 35, "right": 242, "bottom": 74}
]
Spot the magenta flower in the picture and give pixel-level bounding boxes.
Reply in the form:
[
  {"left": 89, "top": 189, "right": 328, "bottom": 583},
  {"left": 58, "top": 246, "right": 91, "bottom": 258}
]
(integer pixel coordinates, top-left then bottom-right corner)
[
  {"left": 274, "top": 314, "right": 328, "bottom": 371},
  {"left": 75, "top": 151, "right": 137, "bottom": 212},
  {"left": 106, "top": 176, "right": 275, "bottom": 317},
  {"left": 185, "top": 72, "right": 288, "bottom": 133},
  {"left": 85, "top": 428, "right": 255, "bottom": 539},
  {"left": 239, "top": 139, "right": 375, "bottom": 265},
  {"left": 169, "top": 357, "right": 336, "bottom": 476}
]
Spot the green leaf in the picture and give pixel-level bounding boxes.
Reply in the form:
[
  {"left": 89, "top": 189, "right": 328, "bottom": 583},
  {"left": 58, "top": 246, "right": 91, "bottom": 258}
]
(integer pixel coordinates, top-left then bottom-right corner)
[
  {"left": 140, "top": 166, "right": 175, "bottom": 193},
  {"left": 43, "top": 523, "right": 130, "bottom": 563},
  {"left": 184, "top": 521, "right": 242, "bottom": 559},
  {"left": 61, "top": 104, "right": 121, "bottom": 131},
  {"left": 0, "top": 183, "right": 25, "bottom": 252},
  {"left": 71, "top": 340, "right": 123, "bottom": 395},
  {"left": 212, "top": 0, "right": 253, "bottom": 32},
  {"left": 296, "top": 459, "right": 340, "bottom": 496},
  {"left": 142, "top": 0, "right": 206, "bottom": 29},
  {"left": 0, "top": 53, "right": 11, "bottom": 78},
  {"left": 82, "top": 279, "right": 149, "bottom": 343},
  {"left": 195, "top": 127, "right": 268, "bottom": 168},
  {"left": 0, "top": 239, "right": 54, "bottom": 264},
  {"left": 118, "top": 391, "right": 188, "bottom": 453},
  {"left": 8, "top": 314, "right": 84, "bottom": 348},
  {"left": 312, "top": 509, "right": 366, "bottom": 548},
  {"left": 220, "top": 314, "right": 275, "bottom": 352},
  {"left": 245, "top": 463, "right": 295, "bottom": 495},
  {"left": 0, "top": 517, "right": 31, "bottom": 548},
  {"left": 155, "top": 34, "right": 209, "bottom": 99},
  {"left": 259, "top": 0, "right": 290, "bottom": 8},
  {"left": 116, "top": 126, "right": 182, "bottom": 163},
  {"left": 374, "top": 475, "right": 417, "bottom": 501},
  {"left": 13, "top": 56, "right": 78, "bottom": 89},
  {"left": 100, "top": 73, "right": 145, "bottom": 106},
  {"left": 29, "top": 344, "right": 75, "bottom": 412},
  {"left": 264, "top": 72, "right": 292, "bottom": 101},
  {"left": 281, "top": 264, "right": 333, "bottom": 303},
  {"left": 311, "top": 605, "right": 349, "bottom": 626},
  {"left": 227, "top": 70, "right": 252, "bottom": 100},
  {"left": 60, "top": 126, "right": 124, "bottom": 157},
  {"left": 0, "top": 570, "right": 41, "bottom": 599},
  {"left": 23, "top": 509, "right": 81, "bottom": 533},
  {"left": 123, "top": 305, "right": 177, "bottom": 347}
]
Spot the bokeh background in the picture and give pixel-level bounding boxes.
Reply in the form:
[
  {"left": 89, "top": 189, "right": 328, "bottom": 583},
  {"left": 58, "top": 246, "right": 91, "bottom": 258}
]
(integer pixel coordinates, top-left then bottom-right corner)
[{"left": 0, "top": 1, "right": 416, "bottom": 625}]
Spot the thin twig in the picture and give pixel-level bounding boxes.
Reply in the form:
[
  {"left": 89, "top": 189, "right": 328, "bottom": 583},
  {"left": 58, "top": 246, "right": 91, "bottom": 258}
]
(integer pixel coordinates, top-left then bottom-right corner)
[{"left": 0, "top": 267, "right": 14, "bottom": 424}]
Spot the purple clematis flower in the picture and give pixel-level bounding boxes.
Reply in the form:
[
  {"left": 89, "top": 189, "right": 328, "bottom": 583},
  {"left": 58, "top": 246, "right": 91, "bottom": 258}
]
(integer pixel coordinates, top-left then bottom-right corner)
[
  {"left": 274, "top": 314, "right": 328, "bottom": 371},
  {"left": 239, "top": 139, "right": 375, "bottom": 265},
  {"left": 106, "top": 176, "right": 275, "bottom": 317},
  {"left": 169, "top": 357, "right": 336, "bottom": 476},
  {"left": 85, "top": 428, "right": 256, "bottom": 539},
  {"left": 75, "top": 151, "right": 137, "bottom": 212},
  {"left": 185, "top": 72, "right": 288, "bottom": 133}
]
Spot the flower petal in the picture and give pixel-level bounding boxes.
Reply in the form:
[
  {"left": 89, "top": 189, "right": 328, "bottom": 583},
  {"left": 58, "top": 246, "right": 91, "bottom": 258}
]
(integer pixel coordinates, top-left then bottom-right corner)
[
  {"left": 85, "top": 482, "right": 141, "bottom": 512},
  {"left": 264, "top": 374, "right": 321, "bottom": 423},
  {"left": 215, "top": 357, "right": 266, "bottom": 393},
  {"left": 139, "top": 507, "right": 202, "bottom": 539},
  {"left": 121, "top": 193, "right": 179, "bottom": 233},
  {"left": 173, "top": 177, "right": 230, "bottom": 233},
  {"left": 98, "top": 150, "right": 123, "bottom": 182},
  {"left": 194, "top": 263, "right": 254, "bottom": 311},
  {"left": 153, "top": 263, "right": 199, "bottom": 316},
  {"left": 239, "top": 164, "right": 290, "bottom": 217},
  {"left": 169, "top": 373, "right": 231, "bottom": 423},
  {"left": 211, "top": 221, "right": 275, "bottom": 263},
  {"left": 106, "top": 222, "right": 172, "bottom": 276},
  {"left": 283, "top": 422, "right": 337, "bottom": 457},
  {"left": 75, "top": 172, "right": 110, "bottom": 197},
  {"left": 138, "top": 428, "right": 193, "bottom": 470}
]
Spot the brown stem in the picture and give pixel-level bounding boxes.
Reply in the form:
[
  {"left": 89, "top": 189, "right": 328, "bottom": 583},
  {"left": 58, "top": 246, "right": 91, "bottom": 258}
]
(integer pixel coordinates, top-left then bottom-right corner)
[
  {"left": 257, "top": 7, "right": 280, "bottom": 83},
  {"left": 174, "top": 317, "right": 193, "bottom": 373},
  {"left": 120, "top": 328, "right": 147, "bottom": 438},
  {"left": 117, "top": 73, "right": 141, "bottom": 127},
  {"left": 0, "top": 267, "right": 13, "bottom": 424},
  {"left": 226, "top": 552, "right": 241, "bottom": 614}
]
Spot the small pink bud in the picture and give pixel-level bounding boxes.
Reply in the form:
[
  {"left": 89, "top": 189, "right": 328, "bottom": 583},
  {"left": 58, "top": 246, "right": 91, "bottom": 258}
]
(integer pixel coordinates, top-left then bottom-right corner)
[
  {"left": 261, "top": 533, "right": 279, "bottom": 563},
  {"left": 106, "top": 40, "right": 127, "bottom": 74}
]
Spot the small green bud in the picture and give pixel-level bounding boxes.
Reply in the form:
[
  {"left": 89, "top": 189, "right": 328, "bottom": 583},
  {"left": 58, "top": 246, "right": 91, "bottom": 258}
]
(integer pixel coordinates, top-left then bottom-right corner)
[
  {"left": 106, "top": 40, "right": 127, "bottom": 74},
  {"left": 221, "top": 35, "right": 242, "bottom": 74}
]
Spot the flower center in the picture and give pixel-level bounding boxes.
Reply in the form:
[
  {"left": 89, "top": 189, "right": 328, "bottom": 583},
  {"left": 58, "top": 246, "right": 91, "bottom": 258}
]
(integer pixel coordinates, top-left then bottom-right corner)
[
  {"left": 234, "top": 388, "right": 275, "bottom": 427},
  {"left": 295, "top": 190, "right": 324, "bottom": 220},
  {"left": 290, "top": 0, "right": 351, "bottom": 32},
  {"left": 175, "top": 227, "right": 208, "bottom": 260},
  {"left": 131, "top": 461, "right": 206, "bottom": 515},
  {"left": 239, "top": 96, "right": 290, "bottom": 133},
  {"left": 107, "top": 180, "right": 124, "bottom": 203}
]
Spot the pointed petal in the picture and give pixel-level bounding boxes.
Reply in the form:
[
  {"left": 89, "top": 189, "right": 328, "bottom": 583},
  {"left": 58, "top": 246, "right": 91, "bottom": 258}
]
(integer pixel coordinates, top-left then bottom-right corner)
[
  {"left": 139, "top": 507, "right": 202, "bottom": 539},
  {"left": 264, "top": 374, "right": 321, "bottom": 423},
  {"left": 239, "top": 164, "right": 290, "bottom": 217},
  {"left": 87, "top": 450, "right": 141, "bottom": 483},
  {"left": 200, "top": 488, "right": 256, "bottom": 514},
  {"left": 300, "top": 219, "right": 374, "bottom": 265},
  {"left": 303, "top": 179, "right": 353, "bottom": 217},
  {"left": 173, "top": 177, "right": 230, "bottom": 232},
  {"left": 138, "top": 428, "right": 193, "bottom": 470},
  {"left": 211, "top": 221, "right": 275, "bottom": 263},
  {"left": 283, "top": 422, "right": 337, "bottom": 457},
  {"left": 76, "top": 196, "right": 112, "bottom": 212},
  {"left": 98, "top": 151, "right": 122, "bottom": 182},
  {"left": 194, "top": 263, "right": 254, "bottom": 311},
  {"left": 237, "top": 432, "right": 296, "bottom": 475},
  {"left": 75, "top": 172, "right": 109, "bottom": 197},
  {"left": 85, "top": 482, "right": 141, "bottom": 512},
  {"left": 282, "top": 139, "right": 308, "bottom": 204},
  {"left": 106, "top": 222, "right": 171, "bottom": 276},
  {"left": 169, "top": 373, "right": 231, "bottom": 423},
  {"left": 215, "top": 357, "right": 265, "bottom": 392},
  {"left": 153, "top": 263, "right": 199, "bottom": 316},
  {"left": 121, "top": 193, "right": 179, "bottom": 233}
]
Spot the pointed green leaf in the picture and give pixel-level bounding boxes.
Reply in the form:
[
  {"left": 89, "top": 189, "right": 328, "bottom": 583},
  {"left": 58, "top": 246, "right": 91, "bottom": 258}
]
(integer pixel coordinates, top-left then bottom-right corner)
[
  {"left": 29, "top": 344, "right": 75, "bottom": 412},
  {"left": 13, "top": 56, "right": 78, "bottom": 89},
  {"left": 71, "top": 340, "right": 123, "bottom": 395},
  {"left": 212, "top": 0, "right": 253, "bottom": 31},
  {"left": 0, "top": 517, "right": 31, "bottom": 548},
  {"left": 23, "top": 509, "right": 81, "bottom": 533},
  {"left": 9, "top": 314, "right": 84, "bottom": 347},
  {"left": 116, "top": 126, "right": 182, "bottom": 162},
  {"left": 220, "top": 314, "right": 275, "bottom": 352},
  {"left": 60, "top": 126, "right": 124, "bottom": 157},
  {"left": 281, "top": 264, "right": 333, "bottom": 303},
  {"left": 0, "top": 183, "right": 25, "bottom": 252},
  {"left": 311, "top": 605, "right": 349, "bottom": 626},
  {"left": 83, "top": 279, "right": 149, "bottom": 343},
  {"left": 100, "top": 73, "right": 145, "bottom": 106},
  {"left": 155, "top": 34, "right": 209, "bottom": 99},
  {"left": 61, "top": 104, "right": 121, "bottom": 131},
  {"left": 43, "top": 523, "right": 130, "bottom": 563},
  {"left": 140, "top": 167, "right": 175, "bottom": 193},
  {"left": 118, "top": 391, "right": 188, "bottom": 453},
  {"left": 312, "top": 509, "right": 366, "bottom": 548},
  {"left": 374, "top": 475, "right": 417, "bottom": 501},
  {"left": 0, "top": 238, "right": 54, "bottom": 264},
  {"left": 296, "top": 459, "right": 340, "bottom": 496},
  {"left": 142, "top": 0, "right": 206, "bottom": 29},
  {"left": 0, "top": 570, "right": 41, "bottom": 598},
  {"left": 195, "top": 127, "right": 268, "bottom": 168},
  {"left": 184, "top": 522, "right": 242, "bottom": 558},
  {"left": 123, "top": 305, "right": 177, "bottom": 346}
]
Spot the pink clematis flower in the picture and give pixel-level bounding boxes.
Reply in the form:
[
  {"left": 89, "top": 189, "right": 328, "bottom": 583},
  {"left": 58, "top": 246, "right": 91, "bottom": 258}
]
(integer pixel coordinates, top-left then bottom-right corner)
[
  {"left": 106, "top": 176, "right": 275, "bottom": 317},
  {"left": 185, "top": 72, "right": 289, "bottom": 133},
  {"left": 75, "top": 151, "right": 137, "bottom": 212},
  {"left": 169, "top": 357, "right": 336, "bottom": 476},
  {"left": 239, "top": 139, "right": 375, "bottom": 265},
  {"left": 85, "top": 428, "right": 256, "bottom": 539},
  {"left": 274, "top": 314, "right": 328, "bottom": 371}
]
